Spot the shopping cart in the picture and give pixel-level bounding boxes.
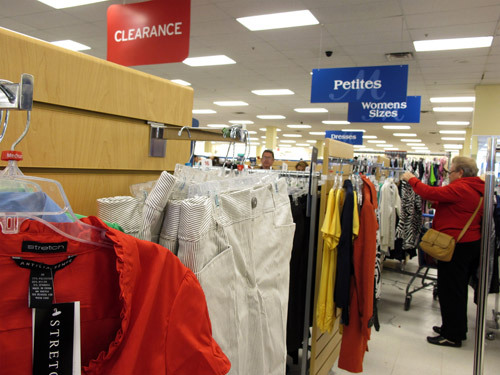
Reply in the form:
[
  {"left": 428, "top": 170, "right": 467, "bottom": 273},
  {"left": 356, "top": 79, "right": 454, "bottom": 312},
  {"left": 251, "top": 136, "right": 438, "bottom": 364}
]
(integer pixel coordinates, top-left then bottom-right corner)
[{"left": 404, "top": 213, "right": 438, "bottom": 311}]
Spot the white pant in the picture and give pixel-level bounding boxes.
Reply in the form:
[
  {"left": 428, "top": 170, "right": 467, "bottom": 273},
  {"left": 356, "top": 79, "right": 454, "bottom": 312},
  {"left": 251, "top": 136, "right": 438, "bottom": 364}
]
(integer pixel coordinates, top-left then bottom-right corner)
[{"left": 176, "top": 179, "right": 295, "bottom": 375}]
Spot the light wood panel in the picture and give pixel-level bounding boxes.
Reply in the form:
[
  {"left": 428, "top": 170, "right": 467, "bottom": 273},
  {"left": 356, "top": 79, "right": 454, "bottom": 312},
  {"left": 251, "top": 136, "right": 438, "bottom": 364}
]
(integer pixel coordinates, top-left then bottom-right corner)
[
  {"left": 0, "top": 27, "right": 193, "bottom": 125},
  {"left": 19, "top": 169, "right": 162, "bottom": 217},
  {"left": 0, "top": 103, "right": 190, "bottom": 170}
]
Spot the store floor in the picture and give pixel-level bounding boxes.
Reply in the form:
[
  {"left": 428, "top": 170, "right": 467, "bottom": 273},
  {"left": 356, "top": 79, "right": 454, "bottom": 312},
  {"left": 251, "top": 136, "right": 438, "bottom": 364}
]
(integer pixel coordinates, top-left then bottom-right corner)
[{"left": 287, "top": 257, "right": 500, "bottom": 375}]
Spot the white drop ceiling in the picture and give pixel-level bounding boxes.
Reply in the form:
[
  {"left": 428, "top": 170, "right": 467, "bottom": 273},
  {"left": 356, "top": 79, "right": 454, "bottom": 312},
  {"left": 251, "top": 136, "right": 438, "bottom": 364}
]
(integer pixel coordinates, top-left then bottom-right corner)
[{"left": 2, "top": 0, "right": 500, "bottom": 154}]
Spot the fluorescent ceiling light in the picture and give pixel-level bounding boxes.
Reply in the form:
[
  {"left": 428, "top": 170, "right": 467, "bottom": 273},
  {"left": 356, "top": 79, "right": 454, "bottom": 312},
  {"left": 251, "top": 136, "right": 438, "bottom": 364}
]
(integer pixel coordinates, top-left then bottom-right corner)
[
  {"left": 171, "top": 79, "right": 191, "bottom": 86},
  {"left": 353, "top": 145, "right": 366, "bottom": 148},
  {"left": 343, "top": 129, "right": 366, "bottom": 132},
  {"left": 362, "top": 135, "right": 377, "bottom": 139},
  {"left": 214, "top": 101, "right": 248, "bottom": 106},
  {"left": 296, "top": 143, "right": 310, "bottom": 147},
  {"left": 247, "top": 131, "right": 257, "bottom": 135},
  {"left": 259, "top": 128, "right": 267, "bottom": 131},
  {"left": 437, "top": 121, "right": 470, "bottom": 125},
  {"left": 430, "top": 96, "right": 475, "bottom": 103},
  {"left": 322, "top": 120, "right": 350, "bottom": 125},
  {"left": 236, "top": 10, "right": 319, "bottom": 31},
  {"left": 250, "top": 143, "right": 261, "bottom": 146},
  {"left": 229, "top": 120, "right": 254, "bottom": 124},
  {"left": 441, "top": 137, "right": 465, "bottom": 141},
  {"left": 309, "top": 131, "right": 325, "bottom": 135},
  {"left": 277, "top": 128, "right": 282, "bottom": 131},
  {"left": 183, "top": 55, "right": 236, "bottom": 67},
  {"left": 257, "top": 115, "right": 285, "bottom": 119},
  {"left": 439, "top": 130, "right": 466, "bottom": 134},
  {"left": 193, "top": 109, "right": 216, "bottom": 114},
  {"left": 433, "top": 107, "right": 474, "bottom": 112},
  {"left": 206, "top": 124, "right": 227, "bottom": 128},
  {"left": 279, "top": 144, "right": 292, "bottom": 148},
  {"left": 294, "top": 108, "right": 328, "bottom": 113},
  {"left": 414, "top": 36, "right": 493, "bottom": 52},
  {"left": 287, "top": 124, "right": 311, "bottom": 129},
  {"left": 260, "top": 136, "right": 266, "bottom": 139},
  {"left": 401, "top": 138, "right": 421, "bottom": 142},
  {"left": 38, "top": 0, "right": 108, "bottom": 8},
  {"left": 306, "top": 140, "right": 317, "bottom": 143},
  {"left": 444, "top": 144, "right": 463, "bottom": 148},
  {"left": 367, "top": 140, "right": 386, "bottom": 144},
  {"left": 383, "top": 125, "right": 411, "bottom": 130},
  {"left": 377, "top": 144, "right": 394, "bottom": 147},
  {"left": 252, "top": 89, "right": 294, "bottom": 95},
  {"left": 283, "top": 134, "right": 302, "bottom": 138},
  {"left": 50, "top": 40, "right": 90, "bottom": 51},
  {"left": 393, "top": 133, "right": 417, "bottom": 137},
  {"left": 280, "top": 140, "right": 296, "bottom": 143},
  {"left": 407, "top": 143, "right": 426, "bottom": 146}
]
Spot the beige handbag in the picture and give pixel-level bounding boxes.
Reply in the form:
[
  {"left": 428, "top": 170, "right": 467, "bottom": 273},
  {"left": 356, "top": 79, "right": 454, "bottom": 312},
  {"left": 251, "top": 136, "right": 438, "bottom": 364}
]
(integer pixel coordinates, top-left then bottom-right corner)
[{"left": 419, "top": 197, "right": 483, "bottom": 262}]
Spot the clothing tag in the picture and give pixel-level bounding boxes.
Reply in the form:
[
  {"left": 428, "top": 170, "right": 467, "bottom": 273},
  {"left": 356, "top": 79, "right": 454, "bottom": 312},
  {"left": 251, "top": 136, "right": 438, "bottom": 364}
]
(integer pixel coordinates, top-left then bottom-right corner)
[
  {"left": 33, "top": 302, "right": 81, "bottom": 375},
  {"left": 22, "top": 241, "right": 68, "bottom": 254},
  {"left": 13, "top": 256, "right": 77, "bottom": 308}
]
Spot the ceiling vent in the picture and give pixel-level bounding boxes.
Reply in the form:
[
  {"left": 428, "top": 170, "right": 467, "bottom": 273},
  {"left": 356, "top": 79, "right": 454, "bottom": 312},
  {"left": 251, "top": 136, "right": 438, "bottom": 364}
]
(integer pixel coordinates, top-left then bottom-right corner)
[{"left": 385, "top": 52, "right": 414, "bottom": 61}]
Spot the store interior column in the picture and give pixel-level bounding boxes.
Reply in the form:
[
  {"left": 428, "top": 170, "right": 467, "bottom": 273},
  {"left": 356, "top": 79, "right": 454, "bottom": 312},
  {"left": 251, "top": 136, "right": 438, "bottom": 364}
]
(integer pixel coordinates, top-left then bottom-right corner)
[
  {"left": 316, "top": 140, "right": 324, "bottom": 160},
  {"left": 204, "top": 141, "right": 213, "bottom": 155},
  {"left": 265, "top": 126, "right": 277, "bottom": 151},
  {"left": 472, "top": 84, "right": 500, "bottom": 158}
]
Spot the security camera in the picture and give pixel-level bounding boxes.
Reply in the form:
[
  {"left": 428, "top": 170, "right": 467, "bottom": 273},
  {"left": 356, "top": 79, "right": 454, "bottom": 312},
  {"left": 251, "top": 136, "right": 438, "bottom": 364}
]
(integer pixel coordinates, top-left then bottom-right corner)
[{"left": 325, "top": 50, "right": 333, "bottom": 57}]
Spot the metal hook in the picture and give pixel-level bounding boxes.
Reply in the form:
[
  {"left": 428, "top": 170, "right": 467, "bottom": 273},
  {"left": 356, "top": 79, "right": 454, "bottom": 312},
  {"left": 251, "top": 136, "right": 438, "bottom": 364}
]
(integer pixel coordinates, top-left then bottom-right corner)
[
  {"left": 178, "top": 126, "right": 196, "bottom": 165},
  {"left": 11, "top": 111, "right": 31, "bottom": 150},
  {"left": 0, "top": 110, "right": 9, "bottom": 144}
]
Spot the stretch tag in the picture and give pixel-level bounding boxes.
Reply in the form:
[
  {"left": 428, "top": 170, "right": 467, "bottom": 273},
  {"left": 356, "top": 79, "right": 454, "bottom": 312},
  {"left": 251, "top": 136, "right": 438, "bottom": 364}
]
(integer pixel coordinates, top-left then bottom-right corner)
[{"left": 13, "top": 256, "right": 77, "bottom": 308}]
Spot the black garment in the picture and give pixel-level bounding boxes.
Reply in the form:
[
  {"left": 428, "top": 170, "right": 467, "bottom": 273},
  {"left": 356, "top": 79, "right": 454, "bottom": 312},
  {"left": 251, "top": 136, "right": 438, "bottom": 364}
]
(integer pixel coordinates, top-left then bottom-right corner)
[
  {"left": 335, "top": 179, "right": 354, "bottom": 326},
  {"left": 286, "top": 195, "right": 310, "bottom": 353},
  {"left": 438, "top": 240, "right": 481, "bottom": 342}
]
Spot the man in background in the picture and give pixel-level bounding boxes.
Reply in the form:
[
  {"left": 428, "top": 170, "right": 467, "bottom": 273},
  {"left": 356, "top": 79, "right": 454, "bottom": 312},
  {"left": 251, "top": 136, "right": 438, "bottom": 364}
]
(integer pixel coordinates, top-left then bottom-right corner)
[{"left": 261, "top": 149, "right": 274, "bottom": 169}]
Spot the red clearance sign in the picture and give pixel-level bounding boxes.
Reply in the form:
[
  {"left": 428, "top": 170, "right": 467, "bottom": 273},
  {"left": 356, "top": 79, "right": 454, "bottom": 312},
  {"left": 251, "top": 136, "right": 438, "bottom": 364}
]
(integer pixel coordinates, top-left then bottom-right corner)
[{"left": 107, "top": 0, "right": 190, "bottom": 66}]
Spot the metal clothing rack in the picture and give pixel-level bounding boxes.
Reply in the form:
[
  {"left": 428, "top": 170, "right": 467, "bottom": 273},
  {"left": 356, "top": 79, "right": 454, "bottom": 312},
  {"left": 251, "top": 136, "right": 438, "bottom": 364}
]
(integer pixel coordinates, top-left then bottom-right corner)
[{"left": 474, "top": 137, "right": 499, "bottom": 375}]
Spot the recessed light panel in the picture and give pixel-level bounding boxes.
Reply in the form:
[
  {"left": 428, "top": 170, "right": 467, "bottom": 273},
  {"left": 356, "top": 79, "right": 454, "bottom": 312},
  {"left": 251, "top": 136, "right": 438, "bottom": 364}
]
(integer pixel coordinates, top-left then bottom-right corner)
[
  {"left": 430, "top": 97, "right": 475, "bottom": 103},
  {"left": 343, "top": 129, "right": 365, "bottom": 132},
  {"left": 309, "top": 131, "right": 325, "bottom": 135},
  {"left": 50, "top": 40, "right": 90, "bottom": 51},
  {"left": 322, "top": 120, "right": 350, "bottom": 125},
  {"left": 236, "top": 10, "right": 319, "bottom": 31},
  {"left": 439, "top": 130, "right": 466, "bottom": 134},
  {"left": 414, "top": 36, "right": 493, "bottom": 51},
  {"left": 193, "top": 109, "right": 216, "bottom": 114},
  {"left": 362, "top": 135, "right": 377, "bottom": 139},
  {"left": 38, "top": 0, "right": 108, "bottom": 8},
  {"left": 287, "top": 124, "right": 311, "bottom": 129},
  {"left": 401, "top": 139, "right": 421, "bottom": 142},
  {"left": 441, "top": 137, "right": 465, "bottom": 141},
  {"left": 183, "top": 55, "right": 236, "bottom": 67},
  {"left": 207, "top": 124, "right": 227, "bottom": 128},
  {"left": 229, "top": 120, "right": 254, "bottom": 124},
  {"left": 294, "top": 108, "right": 328, "bottom": 113},
  {"left": 257, "top": 115, "right": 285, "bottom": 119},
  {"left": 283, "top": 134, "right": 302, "bottom": 138},
  {"left": 252, "top": 89, "right": 294, "bottom": 95},
  {"left": 393, "top": 133, "right": 417, "bottom": 137},
  {"left": 171, "top": 79, "right": 191, "bottom": 86},
  {"left": 383, "top": 125, "right": 411, "bottom": 130},
  {"left": 433, "top": 107, "right": 474, "bottom": 112},
  {"left": 437, "top": 121, "right": 470, "bottom": 125},
  {"left": 367, "top": 140, "right": 386, "bottom": 144},
  {"left": 214, "top": 101, "right": 248, "bottom": 106}
]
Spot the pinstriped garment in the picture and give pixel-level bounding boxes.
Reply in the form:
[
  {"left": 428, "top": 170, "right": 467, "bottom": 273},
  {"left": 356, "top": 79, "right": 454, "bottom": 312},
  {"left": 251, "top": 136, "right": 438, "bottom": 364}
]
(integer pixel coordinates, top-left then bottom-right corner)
[{"left": 96, "top": 196, "right": 143, "bottom": 237}]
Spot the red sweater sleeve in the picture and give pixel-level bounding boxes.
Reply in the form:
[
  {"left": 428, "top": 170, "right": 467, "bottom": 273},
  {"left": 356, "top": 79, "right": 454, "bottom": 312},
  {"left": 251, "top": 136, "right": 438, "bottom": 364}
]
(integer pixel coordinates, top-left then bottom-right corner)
[{"left": 408, "top": 177, "right": 463, "bottom": 202}]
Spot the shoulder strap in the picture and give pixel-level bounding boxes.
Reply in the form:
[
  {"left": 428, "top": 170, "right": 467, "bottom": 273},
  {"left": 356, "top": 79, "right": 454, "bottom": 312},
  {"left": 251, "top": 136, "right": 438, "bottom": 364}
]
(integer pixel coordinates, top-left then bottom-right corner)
[{"left": 457, "top": 197, "right": 483, "bottom": 242}]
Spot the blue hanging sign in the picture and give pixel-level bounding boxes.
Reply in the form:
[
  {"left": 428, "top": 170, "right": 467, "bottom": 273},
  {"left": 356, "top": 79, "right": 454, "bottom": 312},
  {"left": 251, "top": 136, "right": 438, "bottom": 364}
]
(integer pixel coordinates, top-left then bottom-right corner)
[
  {"left": 325, "top": 131, "right": 363, "bottom": 145},
  {"left": 347, "top": 96, "right": 421, "bottom": 123},
  {"left": 311, "top": 65, "right": 408, "bottom": 103}
]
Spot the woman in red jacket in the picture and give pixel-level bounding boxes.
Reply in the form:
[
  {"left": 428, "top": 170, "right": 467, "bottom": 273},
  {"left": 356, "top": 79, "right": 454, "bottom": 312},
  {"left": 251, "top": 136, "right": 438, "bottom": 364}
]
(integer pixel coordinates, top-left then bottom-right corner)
[{"left": 401, "top": 156, "right": 484, "bottom": 348}]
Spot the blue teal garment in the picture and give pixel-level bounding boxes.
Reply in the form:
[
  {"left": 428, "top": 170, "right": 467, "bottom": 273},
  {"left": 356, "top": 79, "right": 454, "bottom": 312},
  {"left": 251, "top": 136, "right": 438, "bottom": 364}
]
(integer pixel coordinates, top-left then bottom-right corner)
[{"left": 0, "top": 191, "right": 72, "bottom": 222}]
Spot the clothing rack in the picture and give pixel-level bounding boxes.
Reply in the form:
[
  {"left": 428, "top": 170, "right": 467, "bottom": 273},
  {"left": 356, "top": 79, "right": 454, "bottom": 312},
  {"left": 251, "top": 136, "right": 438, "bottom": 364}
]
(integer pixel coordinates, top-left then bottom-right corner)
[
  {"left": 474, "top": 137, "right": 499, "bottom": 375},
  {"left": 354, "top": 150, "right": 451, "bottom": 157}
]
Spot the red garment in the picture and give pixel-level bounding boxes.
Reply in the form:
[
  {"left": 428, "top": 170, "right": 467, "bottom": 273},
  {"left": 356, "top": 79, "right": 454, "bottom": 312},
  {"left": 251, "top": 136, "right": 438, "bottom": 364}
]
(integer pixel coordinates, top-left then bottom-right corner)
[
  {"left": 0, "top": 216, "right": 230, "bottom": 375},
  {"left": 338, "top": 175, "right": 378, "bottom": 373},
  {"left": 408, "top": 176, "right": 484, "bottom": 242}
]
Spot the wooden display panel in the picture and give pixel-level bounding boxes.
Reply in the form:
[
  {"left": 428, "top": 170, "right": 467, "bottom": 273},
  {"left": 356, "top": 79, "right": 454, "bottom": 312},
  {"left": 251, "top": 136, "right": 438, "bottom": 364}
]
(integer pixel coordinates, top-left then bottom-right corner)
[
  {"left": 309, "top": 138, "right": 353, "bottom": 375},
  {"left": 0, "top": 27, "right": 194, "bottom": 215}
]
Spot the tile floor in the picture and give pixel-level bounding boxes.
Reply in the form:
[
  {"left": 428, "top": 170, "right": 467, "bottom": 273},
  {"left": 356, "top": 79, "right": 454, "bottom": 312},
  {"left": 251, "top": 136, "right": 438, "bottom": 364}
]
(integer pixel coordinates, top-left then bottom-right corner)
[{"left": 288, "top": 257, "right": 500, "bottom": 375}]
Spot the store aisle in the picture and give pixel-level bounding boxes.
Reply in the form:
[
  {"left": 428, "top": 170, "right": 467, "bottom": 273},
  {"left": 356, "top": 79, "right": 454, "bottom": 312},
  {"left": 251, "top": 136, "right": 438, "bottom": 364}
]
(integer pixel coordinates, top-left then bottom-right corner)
[{"left": 288, "top": 257, "right": 500, "bottom": 375}]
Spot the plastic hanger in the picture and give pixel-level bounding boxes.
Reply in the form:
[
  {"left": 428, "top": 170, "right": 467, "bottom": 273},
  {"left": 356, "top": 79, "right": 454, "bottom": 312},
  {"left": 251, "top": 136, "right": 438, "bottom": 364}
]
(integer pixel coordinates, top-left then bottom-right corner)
[{"left": 0, "top": 75, "right": 112, "bottom": 248}]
